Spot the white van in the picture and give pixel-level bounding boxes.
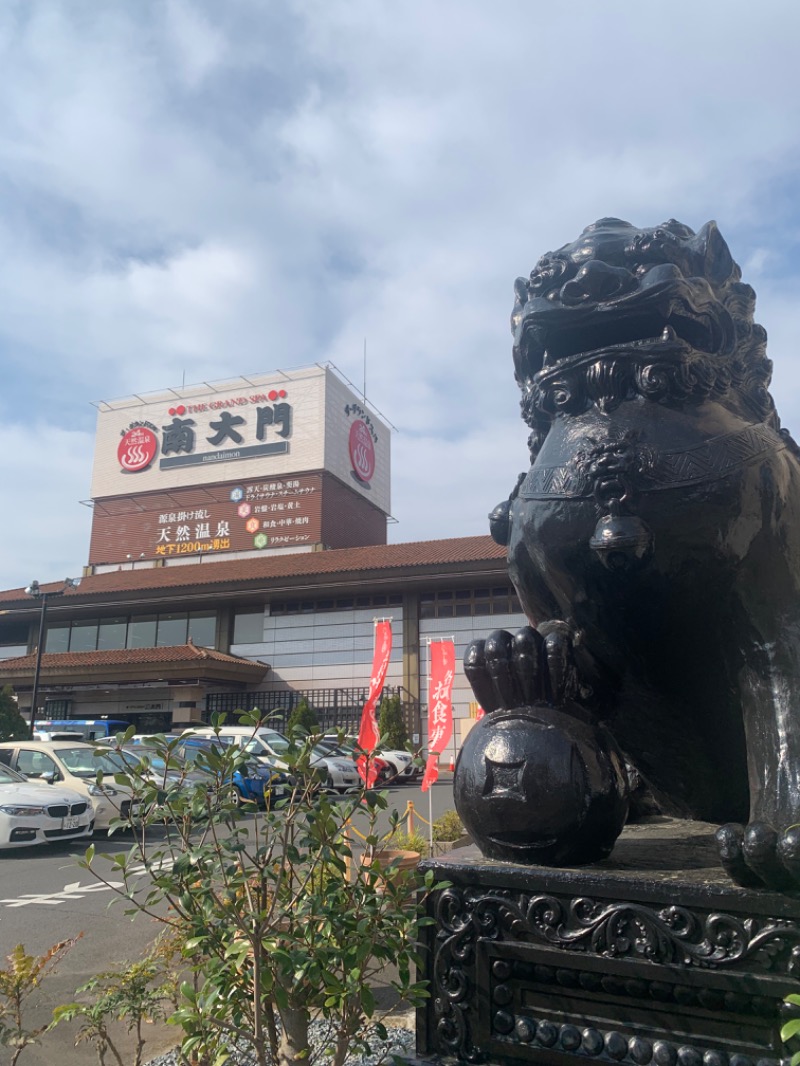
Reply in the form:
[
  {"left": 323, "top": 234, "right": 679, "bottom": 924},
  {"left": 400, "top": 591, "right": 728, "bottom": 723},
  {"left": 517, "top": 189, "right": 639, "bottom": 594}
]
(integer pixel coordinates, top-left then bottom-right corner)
[{"left": 186, "top": 725, "right": 360, "bottom": 792}]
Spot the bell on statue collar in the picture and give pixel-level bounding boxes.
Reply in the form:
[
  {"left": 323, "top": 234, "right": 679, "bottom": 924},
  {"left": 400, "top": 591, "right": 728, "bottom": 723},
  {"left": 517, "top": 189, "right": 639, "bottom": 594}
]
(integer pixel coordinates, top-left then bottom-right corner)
[{"left": 590, "top": 504, "right": 653, "bottom": 571}]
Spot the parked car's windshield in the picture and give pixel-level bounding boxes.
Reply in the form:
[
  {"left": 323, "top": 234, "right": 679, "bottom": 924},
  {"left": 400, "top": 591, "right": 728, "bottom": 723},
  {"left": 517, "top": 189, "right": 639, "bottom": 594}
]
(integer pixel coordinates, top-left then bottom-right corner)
[
  {"left": 0, "top": 764, "right": 27, "bottom": 785},
  {"left": 56, "top": 747, "right": 129, "bottom": 778},
  {"left": 252, "top": 731, "right": 291, "bottom": 754}
]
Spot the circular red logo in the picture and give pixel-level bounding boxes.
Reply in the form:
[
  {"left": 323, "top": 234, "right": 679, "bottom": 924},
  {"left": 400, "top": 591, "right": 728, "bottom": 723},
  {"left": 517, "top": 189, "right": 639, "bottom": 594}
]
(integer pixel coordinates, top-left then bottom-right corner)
[
  {"left": 118, "top": 427, "right": 158, "bottom": 472},
  {"left": 349, "top": 420, "right": 375, "bottom": 484}
]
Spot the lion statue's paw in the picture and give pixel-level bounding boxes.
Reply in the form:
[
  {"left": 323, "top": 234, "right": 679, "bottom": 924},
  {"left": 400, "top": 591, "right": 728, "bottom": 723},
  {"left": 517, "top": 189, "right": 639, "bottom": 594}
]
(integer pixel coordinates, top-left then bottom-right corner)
[
  {"left": 463, "top": 622, "right": 577, "bottom": 711},
  {"left": 716, "top": 822, "right": 800, "bottom": 890}
]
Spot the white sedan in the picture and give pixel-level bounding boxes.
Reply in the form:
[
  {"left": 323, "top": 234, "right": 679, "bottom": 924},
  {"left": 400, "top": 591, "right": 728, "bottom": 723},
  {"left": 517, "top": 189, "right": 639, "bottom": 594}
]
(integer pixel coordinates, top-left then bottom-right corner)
[
  {"left": 0, "top": 741, "right": 141, "bottom": 832},
  {"left": 0, "top": 761, "right": 94, "bottom": 849}
]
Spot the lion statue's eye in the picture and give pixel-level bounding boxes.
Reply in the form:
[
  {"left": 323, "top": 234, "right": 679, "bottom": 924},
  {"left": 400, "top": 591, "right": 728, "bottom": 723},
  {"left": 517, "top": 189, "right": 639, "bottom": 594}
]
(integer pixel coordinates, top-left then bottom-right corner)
[{"left": 528, "top": 257, "right": 567, "bottom": 294}]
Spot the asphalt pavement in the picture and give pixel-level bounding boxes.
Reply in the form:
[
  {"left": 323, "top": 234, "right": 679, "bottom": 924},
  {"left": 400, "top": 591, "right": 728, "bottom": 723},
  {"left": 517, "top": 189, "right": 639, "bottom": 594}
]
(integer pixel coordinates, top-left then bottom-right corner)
[{"left": 2, "top": 776, "right": 455, "bottom": 1066}]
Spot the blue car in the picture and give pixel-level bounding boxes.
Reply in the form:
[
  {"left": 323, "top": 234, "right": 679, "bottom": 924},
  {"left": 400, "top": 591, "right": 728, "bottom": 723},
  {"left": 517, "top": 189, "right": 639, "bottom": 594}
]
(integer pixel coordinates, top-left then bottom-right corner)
[{"left": 127, "top": 737, "right": 289, "bottom": 810}]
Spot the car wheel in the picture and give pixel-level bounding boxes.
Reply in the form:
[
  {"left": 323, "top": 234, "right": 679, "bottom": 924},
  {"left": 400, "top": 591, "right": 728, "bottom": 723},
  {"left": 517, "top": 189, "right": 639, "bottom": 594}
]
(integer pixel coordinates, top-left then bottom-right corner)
[
  {"left": 377, "top": 765, "right": 395, "bottom": 785},
  {"left": 229, "top": 786, "right": 244, "bottom": 810}
]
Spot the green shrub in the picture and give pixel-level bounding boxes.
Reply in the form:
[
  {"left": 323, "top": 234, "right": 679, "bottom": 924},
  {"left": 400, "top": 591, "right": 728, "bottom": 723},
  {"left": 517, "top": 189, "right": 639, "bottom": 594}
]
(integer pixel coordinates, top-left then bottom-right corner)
[
  {"left": 390, "top": 830, "right": 429, "bottom": 857},
  {"left": 378, "top": 694, "right": 408, "bottom": 750},
  {"left": 53, "top": 935, "right": 179, "bottom": 1066},
  {"left": 432, "top": 809, "right": 465, "bottom": 842},
  {"left": 78, "top": 713, "right": 445, "bottom": 1066},
  {"left": 0, "top": 938, "right": 79, "bottom": 1066},
  {"left": 286, "top": 696, "right": 319, "bottom": 737},
  {"left": 0, "top": 687, "right": 27, "bottom": 741}
]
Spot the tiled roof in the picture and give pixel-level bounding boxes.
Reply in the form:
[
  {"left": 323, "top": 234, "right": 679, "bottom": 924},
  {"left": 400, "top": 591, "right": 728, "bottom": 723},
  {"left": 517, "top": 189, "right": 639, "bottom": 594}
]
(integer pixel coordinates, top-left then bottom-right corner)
[
  {"left": 0, "top": 643, "right": 259, "bottom": 671},
  {"left": 0, "top": 535, "right": 508, "bottom": 605}
]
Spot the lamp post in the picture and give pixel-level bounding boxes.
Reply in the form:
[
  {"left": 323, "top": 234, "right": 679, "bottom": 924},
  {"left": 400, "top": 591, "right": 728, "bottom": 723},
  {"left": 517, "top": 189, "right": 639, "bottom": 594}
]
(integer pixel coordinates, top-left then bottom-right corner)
[{"left": 25, "top": 578, "right": 78, "bottom": 737}]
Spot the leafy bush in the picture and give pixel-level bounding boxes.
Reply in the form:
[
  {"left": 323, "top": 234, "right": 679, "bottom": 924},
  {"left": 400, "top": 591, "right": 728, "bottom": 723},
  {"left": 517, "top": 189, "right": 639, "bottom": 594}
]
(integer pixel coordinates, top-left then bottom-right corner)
[
  {"left": 432, "top": 809, "right": 465, "bottom": 842},
  {"left": 0, "top": 687, "right": 28, "bottom": 741},
  {"left": 53, "top": 935, "right": 179, "bottom": 1066},
  {"left": 782, "top": 992, "right": 800, "bottom": 1064},
  {"left": 286, "top": 696, "right": 319, "bottom": 737},
  {"left": 390, "top": 829, "right": 429, "bottom": 857},
  {"left": 378, "top": 693, "right": 408, "bottom": 750},
  {"left": 0, "top": 938, "right": 79, "bottom": 1066},
  {"left": 80, "top": 713, "right": 444, "bottom": 1066}
]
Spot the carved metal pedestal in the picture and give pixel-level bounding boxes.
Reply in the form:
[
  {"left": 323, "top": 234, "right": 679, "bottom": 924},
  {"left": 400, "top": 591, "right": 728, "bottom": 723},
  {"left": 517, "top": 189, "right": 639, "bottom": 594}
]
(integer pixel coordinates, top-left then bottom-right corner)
[{"left": 416, "top": 820, "right": 800, "bottom": 1065}]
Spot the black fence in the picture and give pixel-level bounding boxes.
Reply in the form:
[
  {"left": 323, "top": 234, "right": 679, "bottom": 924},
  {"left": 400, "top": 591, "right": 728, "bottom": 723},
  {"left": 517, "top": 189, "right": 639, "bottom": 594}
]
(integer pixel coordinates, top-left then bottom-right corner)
[{"left": 205, "top": 686, "right": 421, "bottom": 737}]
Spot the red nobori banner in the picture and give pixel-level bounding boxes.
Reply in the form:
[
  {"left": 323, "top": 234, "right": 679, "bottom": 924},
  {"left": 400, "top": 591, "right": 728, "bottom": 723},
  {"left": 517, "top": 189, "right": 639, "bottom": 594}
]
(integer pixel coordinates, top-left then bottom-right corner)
[
  {"left": 421, "top": 639, "right": 455, "bottom": 793},
  {"left": 357, "top": 619, "right": 393, "bottom": 787}
]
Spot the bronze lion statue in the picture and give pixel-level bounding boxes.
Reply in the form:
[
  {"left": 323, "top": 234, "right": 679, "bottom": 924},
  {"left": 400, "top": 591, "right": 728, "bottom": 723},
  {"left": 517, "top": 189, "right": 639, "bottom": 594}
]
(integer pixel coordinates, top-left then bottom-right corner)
[{"left": 460, "top": 217, "right": 800, "bottom": 890}]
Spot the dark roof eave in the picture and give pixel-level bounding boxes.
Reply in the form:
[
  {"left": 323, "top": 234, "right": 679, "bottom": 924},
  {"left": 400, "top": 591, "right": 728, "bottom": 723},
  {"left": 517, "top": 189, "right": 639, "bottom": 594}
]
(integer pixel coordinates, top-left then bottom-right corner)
[
  {"left": 0, "top": 661, "right": 268, "bottom": 688},
  {"left": 0, "top": 536, "right": 509, "bottom": 613}
]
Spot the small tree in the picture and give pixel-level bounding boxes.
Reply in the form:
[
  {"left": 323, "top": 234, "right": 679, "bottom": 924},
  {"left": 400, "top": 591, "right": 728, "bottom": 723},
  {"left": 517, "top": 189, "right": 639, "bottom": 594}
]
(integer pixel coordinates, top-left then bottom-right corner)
[
  {"left": 0, "top": 688, "right": 27, "bottom": 741},
  {"left": 80, "top": 715, "right": 441, "bottom": 1066},
  {"left": 378, "top": 693, "right": 408, "bottom": 750},
  {"left": 286, "top": 696, "right": 319, "bottom": 737},
  {"left": 0, "top": 938, "right": 80, "bottom": 1066}
]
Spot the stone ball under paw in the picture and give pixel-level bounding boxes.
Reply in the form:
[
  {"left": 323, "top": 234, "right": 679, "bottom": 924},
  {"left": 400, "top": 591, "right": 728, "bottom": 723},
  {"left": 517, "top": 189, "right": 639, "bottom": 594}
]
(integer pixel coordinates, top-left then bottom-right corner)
[{"left": 453, "top": 703, "right": 629, "bottom": 866}]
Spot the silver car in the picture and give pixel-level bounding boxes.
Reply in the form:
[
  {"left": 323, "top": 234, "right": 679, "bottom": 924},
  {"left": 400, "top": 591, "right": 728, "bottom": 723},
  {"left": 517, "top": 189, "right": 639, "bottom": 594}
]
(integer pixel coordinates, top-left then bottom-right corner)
[{"left": 187, "top": 726, "right": 361, "bottom": 792}]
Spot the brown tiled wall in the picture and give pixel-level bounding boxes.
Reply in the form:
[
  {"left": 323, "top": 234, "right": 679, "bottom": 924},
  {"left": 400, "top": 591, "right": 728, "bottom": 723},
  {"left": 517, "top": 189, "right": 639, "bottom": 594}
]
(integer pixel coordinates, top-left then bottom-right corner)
[{"left": 320, "top": 473, "right": 387, "bottom": 548}]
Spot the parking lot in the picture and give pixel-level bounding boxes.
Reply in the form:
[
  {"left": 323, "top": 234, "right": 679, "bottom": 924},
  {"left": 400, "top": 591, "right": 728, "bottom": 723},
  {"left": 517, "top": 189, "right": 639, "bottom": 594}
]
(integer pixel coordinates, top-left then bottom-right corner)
[{"left": 0, "top": 777, "right": 455, "bottom": 1066}]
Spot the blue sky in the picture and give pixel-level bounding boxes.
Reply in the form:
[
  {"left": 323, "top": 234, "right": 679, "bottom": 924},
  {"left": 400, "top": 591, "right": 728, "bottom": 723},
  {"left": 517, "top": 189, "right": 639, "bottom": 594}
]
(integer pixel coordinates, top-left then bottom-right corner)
[{"left": 1, "top": 0, "right": 800, "bottom": 588}]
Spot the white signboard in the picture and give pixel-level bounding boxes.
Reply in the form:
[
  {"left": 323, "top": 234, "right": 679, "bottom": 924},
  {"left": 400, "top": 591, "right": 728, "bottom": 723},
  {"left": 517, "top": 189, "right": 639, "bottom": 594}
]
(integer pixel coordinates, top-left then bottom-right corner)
[{"left": 90, "top": 366, "right": 391, "bottom": 515}]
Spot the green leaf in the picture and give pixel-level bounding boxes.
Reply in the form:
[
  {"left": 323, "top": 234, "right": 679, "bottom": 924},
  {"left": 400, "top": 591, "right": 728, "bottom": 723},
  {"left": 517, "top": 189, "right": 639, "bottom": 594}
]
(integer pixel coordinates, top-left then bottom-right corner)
[{"left": 783, "top": 1018, "right": 800, "bottom": 1040}]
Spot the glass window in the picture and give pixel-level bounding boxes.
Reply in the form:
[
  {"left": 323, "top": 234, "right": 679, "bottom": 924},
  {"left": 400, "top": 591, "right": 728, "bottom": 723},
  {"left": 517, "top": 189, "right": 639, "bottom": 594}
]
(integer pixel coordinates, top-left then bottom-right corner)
[
  {"left": 455, "top": 590, "right": 471, "bottom": 600},
  {"left": 70, "top": 620, "right": 98, "bottom": 652},
  {"left": 16, "top": 749, "right": 58, "bottom": 779},
  {"left": 188, "top": 612, "right": 216, "bottom": 648},
  {"left": 438, "top": 591, "right": 453, "bottom": 600},
  {"left": 97, "top": 618, "right": 127, "bottom": 651},
  {"left": 0, "top": 621, "right": 28, "bottom": 645},
  {"left": 233, "top": 610, "right": 263, "bottom": 644},
  {"left": 127, "top": 616, "right": 157, "bottom": 649},
  {"left": 156, "top": 614, "right": 188, "bottom": 646},
  {"left": 45, "top": 626, "right": 70, "bottom": 653},
  {"left": 455, "top": 604, "right": 472, "bottom": 617},
  {"left": 58, "top": 748, "right": 127, "bottom": 777}
]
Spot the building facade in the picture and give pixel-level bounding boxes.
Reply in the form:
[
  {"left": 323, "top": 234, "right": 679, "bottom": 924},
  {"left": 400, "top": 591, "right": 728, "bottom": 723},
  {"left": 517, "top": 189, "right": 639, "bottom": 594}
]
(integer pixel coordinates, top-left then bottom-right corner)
[
  {"left": 88, "top": 365, "right": 391, "bottom": 570},
  {"left": 0, "top": 365, "right": 526, "bottom": 749},
  {"left": 0, "top": 537, "right": 526, "bottom": 749}
]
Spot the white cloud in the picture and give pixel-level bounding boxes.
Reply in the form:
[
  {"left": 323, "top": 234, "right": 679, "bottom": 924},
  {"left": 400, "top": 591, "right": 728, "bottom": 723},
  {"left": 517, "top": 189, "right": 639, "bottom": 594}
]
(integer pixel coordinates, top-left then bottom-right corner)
[
  {"left": 0, "top": 423, "right": 93, "bottom": 589},
  {"left": 0, "top": 1, "right": 800, "bottom": 584}
]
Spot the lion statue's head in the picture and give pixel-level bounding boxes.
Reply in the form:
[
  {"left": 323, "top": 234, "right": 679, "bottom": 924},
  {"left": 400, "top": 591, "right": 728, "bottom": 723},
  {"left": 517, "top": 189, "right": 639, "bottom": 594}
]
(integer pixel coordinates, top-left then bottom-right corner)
[{"left": 511, "top": 218, "right": 778, "bottom": 462}]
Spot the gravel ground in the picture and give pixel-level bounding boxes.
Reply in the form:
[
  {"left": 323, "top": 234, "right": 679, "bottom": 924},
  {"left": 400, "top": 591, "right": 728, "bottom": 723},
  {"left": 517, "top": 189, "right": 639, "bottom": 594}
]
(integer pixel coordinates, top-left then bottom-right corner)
[{"left": 145, "top": 1015, "right": 417, "bottom": 1066}]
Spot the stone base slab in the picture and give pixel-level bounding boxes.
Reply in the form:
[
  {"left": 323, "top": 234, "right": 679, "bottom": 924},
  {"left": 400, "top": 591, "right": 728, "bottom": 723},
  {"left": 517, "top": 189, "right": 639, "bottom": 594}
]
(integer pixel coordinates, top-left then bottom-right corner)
[{"left": 416, "top": 818, "right": 800, "bottom": 1065}]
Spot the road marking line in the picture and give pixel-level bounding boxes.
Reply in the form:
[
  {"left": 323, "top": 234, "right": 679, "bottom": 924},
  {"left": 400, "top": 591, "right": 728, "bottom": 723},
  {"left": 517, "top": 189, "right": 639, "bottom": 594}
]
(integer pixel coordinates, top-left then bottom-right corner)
[{"left": 0, "top": 881, "right": 124, "bottom": 907}]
